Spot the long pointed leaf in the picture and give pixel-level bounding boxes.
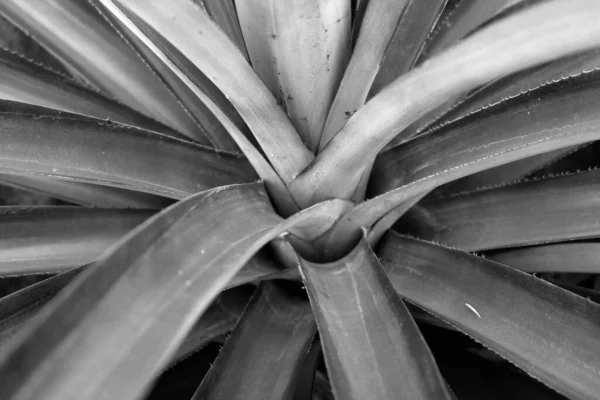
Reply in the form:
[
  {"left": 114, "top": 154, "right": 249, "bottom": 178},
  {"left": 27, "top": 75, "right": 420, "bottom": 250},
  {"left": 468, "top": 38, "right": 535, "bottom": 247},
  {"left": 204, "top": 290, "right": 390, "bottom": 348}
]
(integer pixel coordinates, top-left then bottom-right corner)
[
  {"left": 299, "top": 239, "right": 451, "bottom": 400},
  {"left": 292, "top": 0, "right": 600, "bottom": 203},
  {"left": 0, "top": 0, "right": 209, "bottom": 141},
  {"left": 318, "top": 0, "right": 407, "bottom": 150},
  {"left": 0, "top": 182, "right": 348, "bottom": 400},
  {"left": 99, "top": 0, "right": 299, "bottom": 215},
  {"left": 0, "top": 100, "right": 255, "bottom": 199},
  {"left": 93, "top": 2, "right": 240, "bottom": 151},
  {"left": 488, "top": 243, "right": 600, "bottom": 273},
  {"left": 0, "top": 269, "right": 253, "bottom": 369},
  {"left": 402, "top": 169, "right": 600, "bottom": 251},
  {"left": 193, "top": 282, "right": 316, "bottom": 399},
  {"left": 0, "top": 47, "right": 185, "bottom": 138},
  {"left": 379, "top": 232, "right": 600, "bottom": 400},
  {"left": 118, "top": 0, "right": 314, "bottom": 183},
  {"left": 0, "top": 175, "right": 171, "bottom": 209},
  {"left": 0, "top": 269, "right": 80, "bottom": 359},
  {"left": 201, "top": 0, "right": 248, "bottom": 60},
  {"left": 325, "top": 67, "right": 600, "bottom": 246},
  {"left": 0, "top": 206, "right": 153, "bottom": 275},
  {"left": 420, "top": 0, "right": 513, "bottom": 59},
  {"left": 368, "top": 0, "right": 447, "bottom": 96},
  {"left": 237, "top": 0, "right": 350, "bottom": 152}
]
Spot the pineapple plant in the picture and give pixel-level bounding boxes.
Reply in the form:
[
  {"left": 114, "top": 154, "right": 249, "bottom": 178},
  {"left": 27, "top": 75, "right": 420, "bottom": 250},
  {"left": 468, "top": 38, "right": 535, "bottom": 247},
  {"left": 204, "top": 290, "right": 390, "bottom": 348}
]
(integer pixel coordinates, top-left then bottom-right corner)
[{"left": 0, "top": 0, "right": 599, "bottom": 399}]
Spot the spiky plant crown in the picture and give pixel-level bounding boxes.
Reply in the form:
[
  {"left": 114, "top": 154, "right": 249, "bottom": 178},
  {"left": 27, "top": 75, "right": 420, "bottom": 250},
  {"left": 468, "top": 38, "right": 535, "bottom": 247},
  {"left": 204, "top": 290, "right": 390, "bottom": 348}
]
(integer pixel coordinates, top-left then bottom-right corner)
[{"left": 0, "top": 1, "right": 599, "bottom": 399}]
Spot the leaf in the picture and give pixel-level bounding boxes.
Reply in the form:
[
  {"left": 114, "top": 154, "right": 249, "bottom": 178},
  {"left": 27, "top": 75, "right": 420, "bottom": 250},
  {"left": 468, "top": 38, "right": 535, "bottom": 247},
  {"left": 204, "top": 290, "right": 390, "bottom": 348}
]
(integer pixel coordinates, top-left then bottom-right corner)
[
  {"left": 291, "top": 0, "right": 600, "bottom": 203},
  {"left": 94, "top": 1, "right": 240, "bottom": 151},
  {"left": 100, "top": 0, "right": 299, "bottom": 215},
  {"left": 368, "top": 0, "right": 448, "bottom": 96},
  {"left": 401, "top": 169, "right": 600, "bottom": 251},
  {"left": 488, "top": 243, "right": 600, "bottom": 273},
  {"left": 0, "top": 0, "right": 209, "bottom": 141},
  {"left": 420, "top": 0, "right": 514, "bottom": 59},
  {"left": 0, "top": 100, "right": 255, "bottom": 199},
  {"left": 0, "top": 268, "right": 254, "bottom": 369},
  {"left": 0, "top": 182, "right": 349, "bottom": 400},
  {"left": 318, "top": 0, "right": 407, "bottom": 150},
  {"left": 292, "top": 336, "right": 322, "bottom": 400},
  {"left": 0, "top": 174, "right": 172, "bottom": 209},
  {"left": 299, "top": 239, "right": 451, "bottom": 400},
  {"left": 0, "top": 47, "right": 184, "bottom": 137},
  {"left": 0, "top": 269, "right": 80, "bottom": 360},
  {"left": 201, "top": 0, "right": 249, "bottom": 60},
  {"left": 167, "top": 286, "right": 255, "bottom": 367},
  {"left": 441, "top": 48, "right": 600, "bottom": 124},
  {"left": 118, "top": 0, "right": 314, "bottom": 183},
  {"left": 325, "top": 67, "right": 600, "bottom": 247},
  {"left": 379, "top": 232, "right": 600, "bottom": 400},
  {"left": 0, "top": 206, "right": 153, "bottom": 275},
  {"left": 430, "top": 147, "right": 579, "bottom": 198},
  {"left": 193, "top": 282, "right": 316, "bottom": 399},
  {"left": 237, "top": 0, "right": 350, "bottom": 152}
]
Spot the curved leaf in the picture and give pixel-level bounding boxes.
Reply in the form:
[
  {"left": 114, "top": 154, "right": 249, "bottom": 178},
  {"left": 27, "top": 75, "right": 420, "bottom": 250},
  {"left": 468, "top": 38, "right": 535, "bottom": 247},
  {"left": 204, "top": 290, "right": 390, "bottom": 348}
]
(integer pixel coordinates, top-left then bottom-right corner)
[
  {"left": 0, "top": 100, "right": 255, "bottom": 199},
  {"left": 0, "top": 47, "right": 183, "bottom": 137},
  {"left": 93, "top": 1, "right": 240, "bottom": 151},
  {"left": 368, "top": 0, "right": 447, "bottom": 96},
  {"left": 201, "top": 0, "right": 248, "bottom": 60},
  {"left": 488, "top": 243, "right": 600, "bottom": 273},
  {"left": 0, "top": 269, "right": 254, "bottom": 369},
  {"left": 99, "top": 0, "right": 299, "bottom": 215},
  {"left": 237, "top": 0, "right": 350, "bottom": 152},
  {"left": 0, "top": 0, "right": 209, "bottom": 141},
  {"left": 292, "top": 0, "right": 600, "bottom": 203},
  {"left": 0, "top": 206, "right": 153, "bottom": 275},
  {"left": 380, "top": 233, "right": 600, "bottom": 400},
  {"left": 324, "top": 67, "right": 600, "bottom": 248},
  {"left": 299, "top": 239, "right": 451, "bottom": 400},
  {"left": 118, "top": 0, "right": 314, "bottom": 183},
  {"left": 401, "top": 170, "right": 600, "bottom": 251},
  {"left": 318, "top": 0, "right": 407, "bottom": 150},
  {"left": 0, "top": 182, "right": 348, "bottom": 400},
  {"left": 0, "top": 269, "right": 80, "bottom": 359},
  {"left": 193, "top": 282, "right": 316, "bottom": 399},
  {"left": 0, "top": 174, "right": 172, "bottom": 209}
]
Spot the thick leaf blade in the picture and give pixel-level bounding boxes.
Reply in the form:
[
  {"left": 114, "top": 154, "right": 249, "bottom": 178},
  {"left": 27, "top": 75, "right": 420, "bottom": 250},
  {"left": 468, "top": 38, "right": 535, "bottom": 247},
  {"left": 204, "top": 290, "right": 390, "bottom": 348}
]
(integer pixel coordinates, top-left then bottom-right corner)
[
  {"left": 292, "top": 0, "right": 600, "bottom": 203},
  {"left": 0, "top": 100, "right": 255, "bottom": 199},
  {"left": 0, "top": 182, "right": 348, "bottom": 400},
  {"left": 193, "top": 282, "right": 316, "bottom": 399},
  {"left": 488, "top": 243, "right": 600, "bottom": 273},
  {"left": 0, "top": 47, "right": 183, "bottom": 137},
  {"left": 0, "top": 175, "right": 172, "bottom": 209},
  {"left": 201, "top": 0, "right": 248, "bottom": 60},
  {"left": 299, "top": 239, "right": 451, "bottom": 400},
  {"left": 442, "top": 48, "right": 600, "bottom": 124},
  {"left": 0, "top": 0, "right": 208, "bottom": 141},
  {"left": 318, "top": 0, "right": 407, "bottom": 150},
  {"left": 371, "top": 69, "right": 600, "bottom": 194},
  {"left": 379, "top": 232, "right": 600, "bottom": 400},
  {"left": 0, "top": 269, "right": 253, "bottom": 368},
  {"left": 368, "top": 0, "right": 447, "bottom": 96},
  {"left": 98, "top": 0, "right": 299, "bottom": 215},
  {"left": 420, "top": 0, "right": 513, "bottom": 59},
  {"left": 94, "top": 2, "right": 240, "bottom": 151},
  {"left": 0, "top": 269, "right": 80, "bottom": 359},
  {"left": 401, "top": 170, "right": 600, "bottom": 251},
  {"left": 119, "top": 0, "right": 314, "bottom": 183},
  {"left": 237, "top": 0, "right": 350, "bottom": 152},
  {"left": 0, "top": 206, "right": 153, "bottom": 275},
  {"left": 326, "top": 67, "right": 600, "bottom": 245}
]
